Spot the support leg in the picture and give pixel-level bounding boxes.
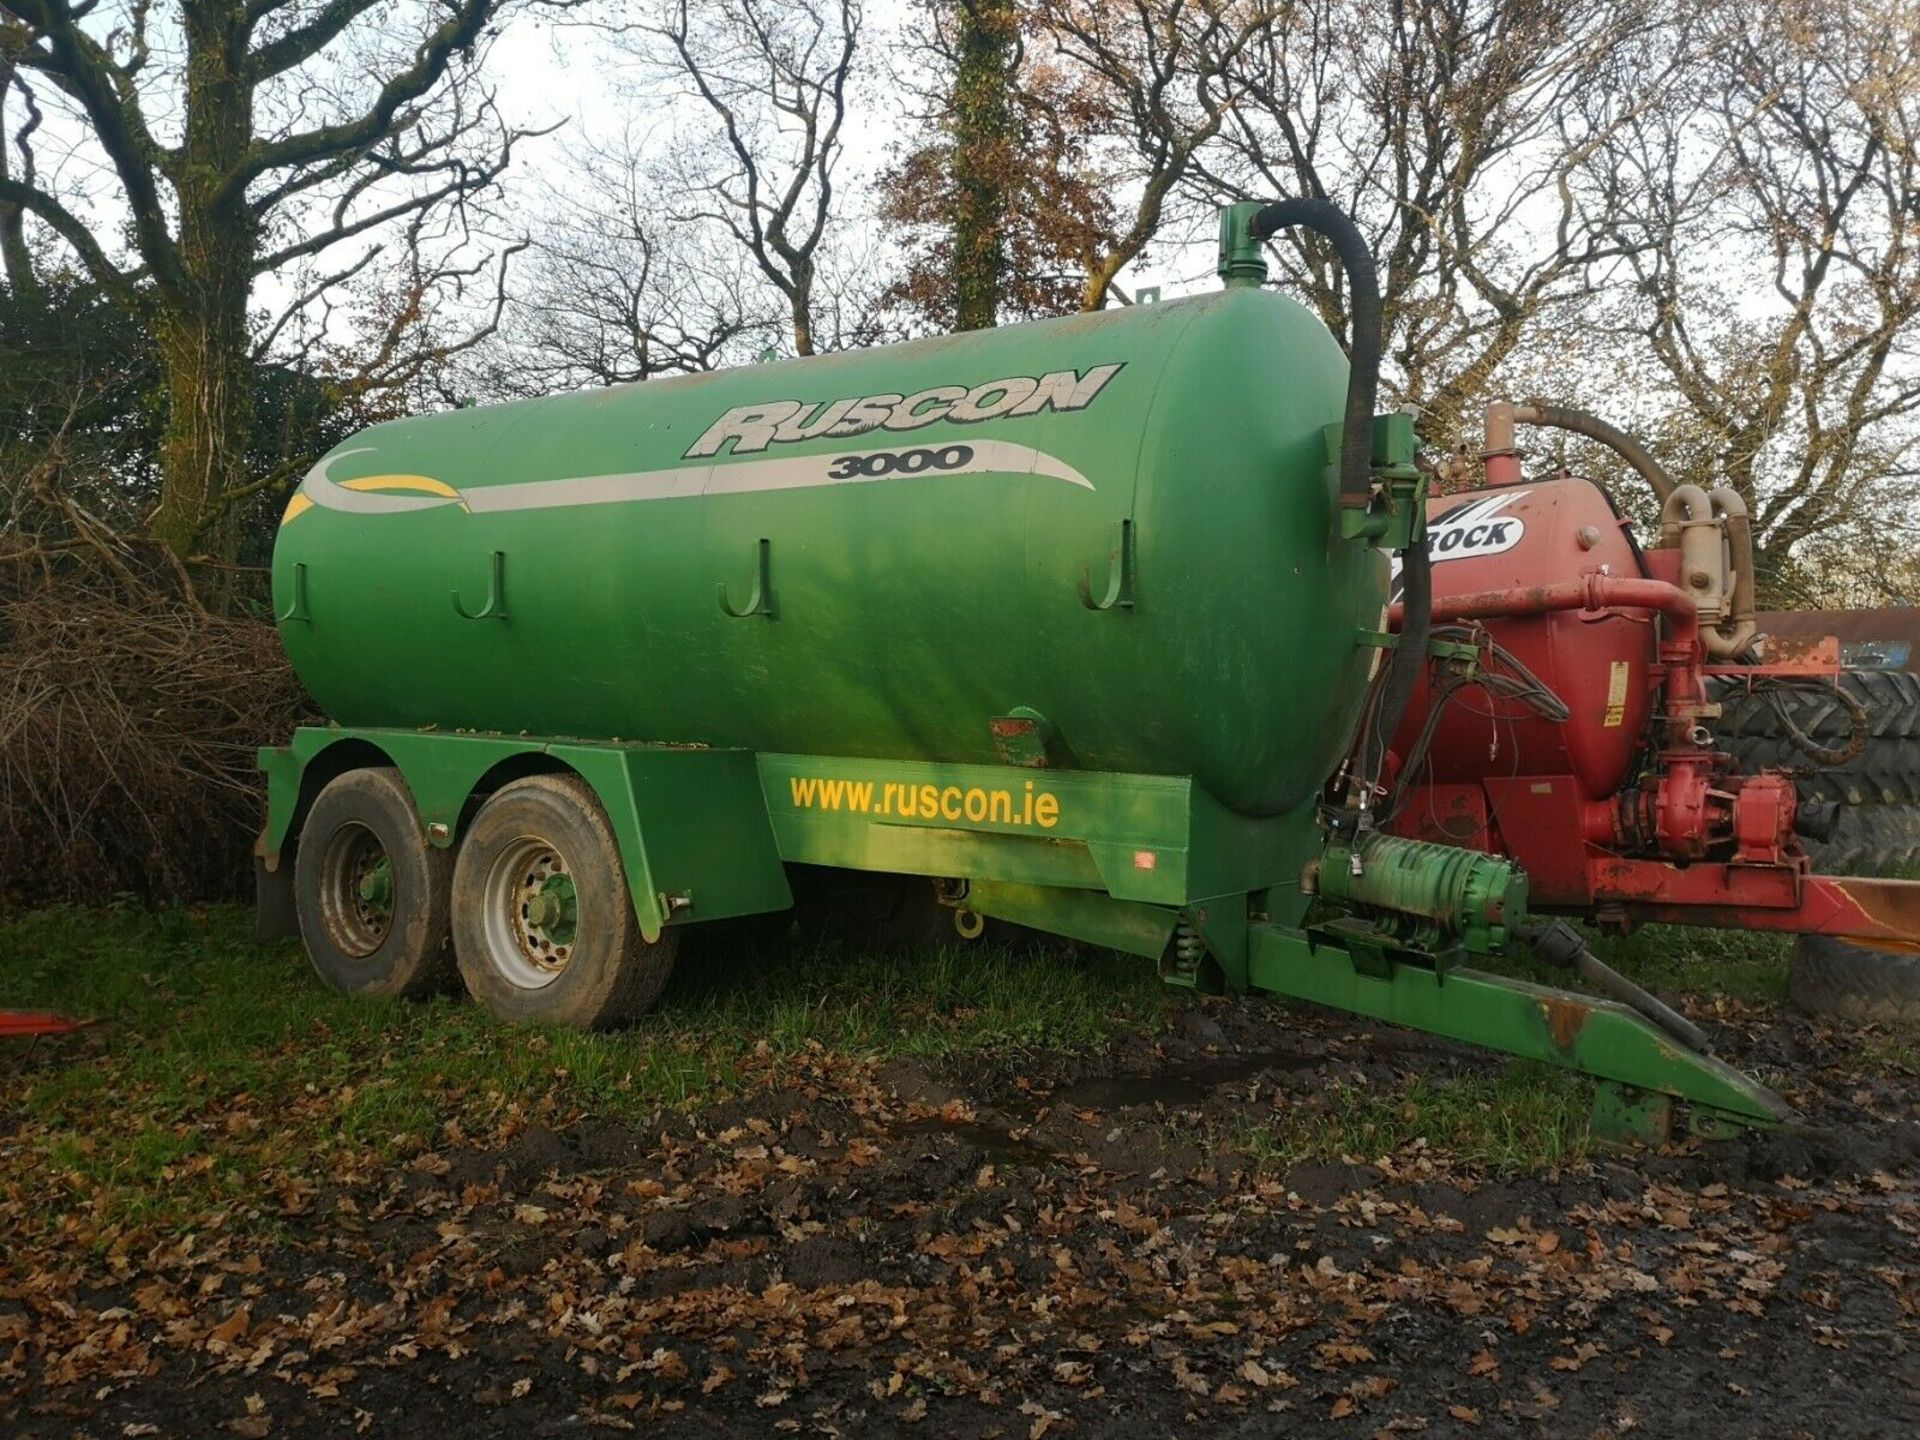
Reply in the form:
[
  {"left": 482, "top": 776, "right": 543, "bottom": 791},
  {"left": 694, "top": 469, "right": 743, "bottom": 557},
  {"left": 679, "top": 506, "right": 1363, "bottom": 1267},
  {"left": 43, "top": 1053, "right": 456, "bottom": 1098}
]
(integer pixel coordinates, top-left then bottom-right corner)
[{"left": 1248, "top": 924, "right": 1792, "bottom": 1130}]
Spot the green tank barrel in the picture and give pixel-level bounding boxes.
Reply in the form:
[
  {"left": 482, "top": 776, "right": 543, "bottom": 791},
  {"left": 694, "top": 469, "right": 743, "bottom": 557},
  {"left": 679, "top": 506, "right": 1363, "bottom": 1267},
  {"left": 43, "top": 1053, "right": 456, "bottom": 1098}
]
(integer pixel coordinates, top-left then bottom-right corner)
[{"left": 273, "top": 290, "right": 1381, "bottom": 817}]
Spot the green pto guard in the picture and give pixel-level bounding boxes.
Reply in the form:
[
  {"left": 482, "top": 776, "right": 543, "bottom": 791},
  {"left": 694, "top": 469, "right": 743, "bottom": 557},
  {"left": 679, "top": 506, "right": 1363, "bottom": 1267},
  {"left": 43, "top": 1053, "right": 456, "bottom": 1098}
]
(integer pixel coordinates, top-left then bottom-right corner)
[{"left": 1315, "top": 829, "right": 1524, "bottom": 958}]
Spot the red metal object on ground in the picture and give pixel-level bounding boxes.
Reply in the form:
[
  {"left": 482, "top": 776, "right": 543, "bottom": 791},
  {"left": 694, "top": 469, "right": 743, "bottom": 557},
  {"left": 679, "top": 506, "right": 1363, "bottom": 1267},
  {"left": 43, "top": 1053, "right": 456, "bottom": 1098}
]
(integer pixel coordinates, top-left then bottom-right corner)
[
  {"left": 1383, "top": 424, "right": 1920, "bottom": 950},
  {"left": 0, "top": 1011, "right": 90, "bottom": 1038}
]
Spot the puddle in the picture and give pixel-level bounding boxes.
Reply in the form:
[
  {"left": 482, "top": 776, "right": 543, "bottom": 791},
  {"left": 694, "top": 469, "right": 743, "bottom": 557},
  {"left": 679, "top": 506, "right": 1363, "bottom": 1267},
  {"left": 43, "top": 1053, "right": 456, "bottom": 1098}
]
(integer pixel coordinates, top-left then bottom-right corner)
[
  {"left": 894, "top": 1116, "right": 1057, "bottom": 1167},
  {"left": 1055, "top": 1049, "right": 1318, "bottom": 1111}
]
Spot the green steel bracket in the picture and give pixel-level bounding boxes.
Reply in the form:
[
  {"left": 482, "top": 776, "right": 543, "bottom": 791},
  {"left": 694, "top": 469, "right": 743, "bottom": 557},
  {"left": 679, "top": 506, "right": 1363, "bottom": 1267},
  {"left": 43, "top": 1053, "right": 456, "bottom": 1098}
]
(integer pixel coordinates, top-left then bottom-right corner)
[
  {"left": 719, "top": 537, "right": 777, "bottom": 619},
  {"left": 1308, "top": 914, "right": 1410, "bottom": 980},
  {"left": 1331, "top": 415, "right": 1426, "bottom": 546},
  {"left": 1352, "top": 630, "right": 1480, "bottom": 673},
  {"left": 1249, "top": 925, "right": 1793, "bottom": 1130},
  {"left": 1592, "top": 1082, "right": 1675, "bottom": 1146},
  {"left": 990, "top": 707, "right": 1057, "bottom": 768},
  {"left": 964, "top": 880, "right": 1178, "bottom": 961}
]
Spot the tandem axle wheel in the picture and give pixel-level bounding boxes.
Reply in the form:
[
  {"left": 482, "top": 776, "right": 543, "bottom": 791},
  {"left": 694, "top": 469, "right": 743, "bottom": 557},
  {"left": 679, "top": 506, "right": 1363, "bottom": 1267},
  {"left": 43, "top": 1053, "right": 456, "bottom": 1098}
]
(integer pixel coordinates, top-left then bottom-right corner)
[
  {"left": 291, "top": 766, "right": 677, "bottom": 1029},
  {"left": 450, "top": 774, "right": 678, "bottom": 1029}
]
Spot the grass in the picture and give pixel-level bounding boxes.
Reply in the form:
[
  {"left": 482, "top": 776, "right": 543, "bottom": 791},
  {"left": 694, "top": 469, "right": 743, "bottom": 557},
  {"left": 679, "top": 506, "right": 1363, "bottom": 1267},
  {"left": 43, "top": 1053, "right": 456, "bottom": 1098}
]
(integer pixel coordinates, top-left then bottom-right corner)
[
  {"left": 1, "top": 903, "right": 1857, "bottom": 1231},
  {"left": 1557, "top": 922, "right": 1792, "bottom": 1003},
  {"left": 0, "top": 903, "right": 1170, "bottom": 1232},
  {"left": 1228, "top": 1063, "right": 1596, "bottom": 1175}
]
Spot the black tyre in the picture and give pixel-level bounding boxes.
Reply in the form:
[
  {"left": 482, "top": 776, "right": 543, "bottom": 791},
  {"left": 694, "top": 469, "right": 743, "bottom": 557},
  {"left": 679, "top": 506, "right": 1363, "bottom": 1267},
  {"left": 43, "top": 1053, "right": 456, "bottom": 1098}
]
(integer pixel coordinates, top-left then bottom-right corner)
[
  {"left": 1713, "top": 667, "right": 1920, "bottom": 740},
  {"left": 1789, "top": 933, "right": 1920, "bottom": 1023},
  {"left": 1722, "top": 732, "right": 1920, "bottom": 805},
  {"left": 1802, "top": 804, "right": 1920, "bottom": 876},
  {"left": 451, "top": 774, "right": 677, "bottom": 1028},
  {"left": 293, "top": 768, "right": 455, "bottom": 998}
]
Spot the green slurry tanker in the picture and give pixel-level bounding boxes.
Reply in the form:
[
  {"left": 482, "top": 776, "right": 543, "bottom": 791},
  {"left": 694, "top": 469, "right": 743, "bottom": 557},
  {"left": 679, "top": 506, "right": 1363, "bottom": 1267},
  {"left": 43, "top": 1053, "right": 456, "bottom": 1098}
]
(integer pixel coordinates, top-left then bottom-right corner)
[{"left": 259, "top": 201, "right": 1787, "bottom": 1143}]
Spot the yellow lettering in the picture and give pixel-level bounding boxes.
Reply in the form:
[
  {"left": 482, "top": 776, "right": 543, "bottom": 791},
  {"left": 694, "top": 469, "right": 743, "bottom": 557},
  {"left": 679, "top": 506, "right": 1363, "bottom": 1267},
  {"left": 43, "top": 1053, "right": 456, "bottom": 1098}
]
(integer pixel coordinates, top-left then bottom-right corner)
[
  {"left": 988, "top": 790, "right": 1012, "bottom": 823},
  {"left": 964, "top": 787, "right": 988, "bottom": 822},
  {"left": 790, "top": 777, "right": 816, "bottom": 806},
  {"left": 1035, "top": 793, "right": 1060, "bottom": 829},
  {"left": 941, "top": 786, "right": 962, "bottom": 820}
]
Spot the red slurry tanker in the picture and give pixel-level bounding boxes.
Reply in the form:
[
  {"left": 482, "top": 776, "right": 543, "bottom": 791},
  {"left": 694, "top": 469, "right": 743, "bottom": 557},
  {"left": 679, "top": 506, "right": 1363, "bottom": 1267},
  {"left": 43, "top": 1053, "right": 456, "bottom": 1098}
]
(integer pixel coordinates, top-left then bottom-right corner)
[{"left": 1384, "top": 400, "right": 1920, "bottom": 958}]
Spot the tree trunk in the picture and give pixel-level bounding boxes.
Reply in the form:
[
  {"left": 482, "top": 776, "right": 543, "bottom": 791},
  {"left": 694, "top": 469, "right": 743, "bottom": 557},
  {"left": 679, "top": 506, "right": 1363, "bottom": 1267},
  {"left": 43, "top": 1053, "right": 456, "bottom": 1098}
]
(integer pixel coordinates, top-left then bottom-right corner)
[
  {"left": 790, "top": 257, "right": 816, "bottom": 356},
  {"left": 0, "top": 181, "right": 30, "bottom": 299},
  {"left": 0, "top": 52, "right": 38, "bottom": 299},
  {"left": 150, "top": 282, "right": 252, "bottom": 566},
  {"left": 951, "top": 1, "right": 1018, "bottom": 332},
  {"left": 149, "top": 7, "right": 257, "bottom": 574}
]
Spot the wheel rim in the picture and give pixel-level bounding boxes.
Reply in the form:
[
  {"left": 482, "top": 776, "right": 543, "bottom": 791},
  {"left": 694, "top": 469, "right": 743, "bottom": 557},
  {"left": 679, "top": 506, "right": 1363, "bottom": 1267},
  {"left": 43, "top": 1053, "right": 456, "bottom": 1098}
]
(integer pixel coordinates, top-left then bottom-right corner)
[
  {"left": 317, "top": 821, "right": 394, "bottom": 958},
  {"left": 482, "top": 835, "right": 578, "bottom": 989}
]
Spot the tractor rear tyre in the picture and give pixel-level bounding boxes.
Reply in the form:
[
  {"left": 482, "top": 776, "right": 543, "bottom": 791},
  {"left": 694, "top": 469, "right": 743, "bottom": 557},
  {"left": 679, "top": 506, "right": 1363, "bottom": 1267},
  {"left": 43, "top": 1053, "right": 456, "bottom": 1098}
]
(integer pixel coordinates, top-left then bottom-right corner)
[
  {"left": 451, "top": 774, "right": 678, "bottom": 1028},
  {"left": 1717, "top": 669, "right": 1920, "bottom": 803},
  {"left": 1792, "top": 801, "right": 1920, "bottom": 1022},
  {"left": 1789, "top": 934, "right": 1920, "bottom": 1024},
  {"left": 294, "top": 768, "right": 455, "bottom": 998},
  {"left": 1802, "top": 803, "right": 1920, "bottom": 876},
  {"left": 1720, "top": 732, "right": 1920, "bottom": 805},
  {"left": 1715, "top": 667, "right": 1920, "bottom": 740}
]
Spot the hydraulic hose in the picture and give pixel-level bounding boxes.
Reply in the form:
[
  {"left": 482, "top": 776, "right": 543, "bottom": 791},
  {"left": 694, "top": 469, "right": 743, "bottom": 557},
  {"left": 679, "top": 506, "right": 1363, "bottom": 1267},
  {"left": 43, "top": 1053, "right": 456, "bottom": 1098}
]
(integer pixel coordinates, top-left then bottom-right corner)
[
  {"left": 1247, "top": 198, "right": 1423, "bottom": 803},
  {"left": 1517, "top": 918, "right": 1712, "bottom": 1055}
]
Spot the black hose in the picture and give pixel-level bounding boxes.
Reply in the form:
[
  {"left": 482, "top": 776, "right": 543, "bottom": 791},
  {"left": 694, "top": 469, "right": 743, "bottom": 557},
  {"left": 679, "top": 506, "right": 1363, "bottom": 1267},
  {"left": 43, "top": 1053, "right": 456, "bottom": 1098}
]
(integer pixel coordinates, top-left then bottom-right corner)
[
  {"left": 1248, "top": 198, "right": 1421, "bottom": 804},
  {"left": 1513, "top": 402, "right": 1677, "bottom": 506},
  {"left": 1249, "top": 199, "right": 1381, "bottom": 514},
  {"left": 1518, "top": 918, "right": 1712, "bottom": 1055},
  {"left": 1371, "top": 547, "right": 1430, "bottom": 799}
]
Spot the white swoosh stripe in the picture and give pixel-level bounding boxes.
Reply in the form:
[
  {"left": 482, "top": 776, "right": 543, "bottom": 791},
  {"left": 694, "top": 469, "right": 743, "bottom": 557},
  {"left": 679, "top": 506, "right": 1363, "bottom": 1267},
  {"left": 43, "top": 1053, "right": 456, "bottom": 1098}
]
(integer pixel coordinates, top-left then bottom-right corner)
[{"left": 298, "top": 439, "right": 1096, "bottom": 519}]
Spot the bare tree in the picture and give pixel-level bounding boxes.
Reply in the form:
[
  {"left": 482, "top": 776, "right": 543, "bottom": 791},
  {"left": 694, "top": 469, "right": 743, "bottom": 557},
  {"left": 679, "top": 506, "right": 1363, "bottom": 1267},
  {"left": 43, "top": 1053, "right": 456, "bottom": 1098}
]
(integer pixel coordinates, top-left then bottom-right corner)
[
  {"left": 1595, "top": 0, "right": 1920, "bottom": 594},
  {"left": 487, "top": 125, "right": 785, "bottom": 393},
  {"left": 1034, "top": 0, "right": 1272, "bottom": 312},
  {"left": 0, "top": 0, "right": 548, "bottom": 571},
  {"left": 602, "top": 0, "right": 865, "bottom": 358},
  {"left": 1193, "top": 0, "right": 1681, "bottom": 447}
]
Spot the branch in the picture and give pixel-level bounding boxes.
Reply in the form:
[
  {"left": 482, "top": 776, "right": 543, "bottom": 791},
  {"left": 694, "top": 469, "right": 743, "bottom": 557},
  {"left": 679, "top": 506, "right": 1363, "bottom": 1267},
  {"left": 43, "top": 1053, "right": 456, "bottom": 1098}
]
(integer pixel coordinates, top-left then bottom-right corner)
[{"left": 226, "top": 0, "right": 500, "bottom": 199}]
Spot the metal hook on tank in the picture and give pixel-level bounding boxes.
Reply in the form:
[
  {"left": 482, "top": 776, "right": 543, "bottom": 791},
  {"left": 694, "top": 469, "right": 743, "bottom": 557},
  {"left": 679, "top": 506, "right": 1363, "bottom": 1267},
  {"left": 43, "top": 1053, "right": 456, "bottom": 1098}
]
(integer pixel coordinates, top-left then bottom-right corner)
[
  {"left": 451, "top": 550, "right": 509, "bottom": 621},
  {"left": 1079, "top": 517, "right": 1137, "bottom": 611},
  {"left": 718, "top": 537, "right": 777, "bottom": 620},
  {"left": 275, "top": 562, "right": 311, "bottom": 624}
]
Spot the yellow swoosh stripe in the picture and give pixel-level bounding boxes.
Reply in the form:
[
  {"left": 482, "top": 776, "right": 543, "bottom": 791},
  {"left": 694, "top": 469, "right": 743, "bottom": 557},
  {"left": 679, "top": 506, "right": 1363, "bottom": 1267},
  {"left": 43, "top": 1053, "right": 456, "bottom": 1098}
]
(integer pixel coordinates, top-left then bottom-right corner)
[
  {"left": 340, "top": 474, "right": 461, "bottom": 498},
  {"left": 281, "top": 473, "right": 463, "bottom": 525}
]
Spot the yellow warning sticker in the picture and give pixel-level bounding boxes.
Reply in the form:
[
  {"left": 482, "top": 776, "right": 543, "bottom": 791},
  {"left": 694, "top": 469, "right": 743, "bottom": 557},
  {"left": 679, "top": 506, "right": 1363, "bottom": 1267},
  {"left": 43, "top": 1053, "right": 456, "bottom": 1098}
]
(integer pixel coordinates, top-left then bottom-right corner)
[{"left": 1603, "top": 660, "right": 1630, "bottom": 728}]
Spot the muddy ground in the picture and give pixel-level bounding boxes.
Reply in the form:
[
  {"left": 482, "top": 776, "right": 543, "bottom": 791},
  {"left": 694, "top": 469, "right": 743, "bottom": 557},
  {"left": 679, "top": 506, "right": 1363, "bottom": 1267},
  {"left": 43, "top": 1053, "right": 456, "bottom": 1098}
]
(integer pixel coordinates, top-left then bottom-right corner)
[{"left": 6, "top": 996, "right": 1919, "bottom": 1439}]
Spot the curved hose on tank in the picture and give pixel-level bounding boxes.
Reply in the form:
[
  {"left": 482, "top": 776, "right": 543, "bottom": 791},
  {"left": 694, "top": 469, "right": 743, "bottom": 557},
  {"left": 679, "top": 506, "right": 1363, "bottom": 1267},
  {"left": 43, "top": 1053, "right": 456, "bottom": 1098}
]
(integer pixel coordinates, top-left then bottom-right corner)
[
  {"left": 1248, "top": 198, "right": 1422, "bottom": 806},
  {"left": 1505, "top": 401, "right": 1678, "bottom": 506},
  {"left": 1248, "top": 199, "right": 1381, "bottom": 515}
]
